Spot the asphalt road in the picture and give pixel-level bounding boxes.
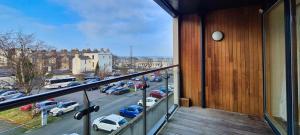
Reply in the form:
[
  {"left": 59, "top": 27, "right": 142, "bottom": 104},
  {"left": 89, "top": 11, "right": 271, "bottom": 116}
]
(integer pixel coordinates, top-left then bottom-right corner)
[{"left": 24, "top": 81, "right": 168, "bottom": 135}]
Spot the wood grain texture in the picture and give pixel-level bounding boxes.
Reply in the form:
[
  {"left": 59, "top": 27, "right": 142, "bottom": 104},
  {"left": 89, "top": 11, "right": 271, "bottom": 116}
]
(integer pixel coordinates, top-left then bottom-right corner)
[
  {"left": 159, "top": 107, "right": 274, "bottom": 135},
  {"left": 179, "top": 15, "right": 202, "bottom": 106},
  {"left": 205, "top": 6, "right": 263, "bottom": 117}
]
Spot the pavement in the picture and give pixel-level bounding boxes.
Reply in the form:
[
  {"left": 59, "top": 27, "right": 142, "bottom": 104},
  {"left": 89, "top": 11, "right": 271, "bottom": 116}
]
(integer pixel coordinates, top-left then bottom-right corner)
[{"left": 0, "top": 78, "right": 173, "bottom": 135}]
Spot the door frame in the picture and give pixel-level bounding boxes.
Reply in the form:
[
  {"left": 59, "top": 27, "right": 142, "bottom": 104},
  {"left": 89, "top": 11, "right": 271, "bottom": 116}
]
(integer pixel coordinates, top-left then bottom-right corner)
[{"left": 262, "top": 0, "right": 299, "bottom": 135}]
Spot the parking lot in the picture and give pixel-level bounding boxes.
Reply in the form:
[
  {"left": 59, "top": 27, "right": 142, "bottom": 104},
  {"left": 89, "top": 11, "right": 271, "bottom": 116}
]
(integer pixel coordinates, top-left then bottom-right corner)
[{"left": 0, "top": 76, "right": 173, "bottom": 135}]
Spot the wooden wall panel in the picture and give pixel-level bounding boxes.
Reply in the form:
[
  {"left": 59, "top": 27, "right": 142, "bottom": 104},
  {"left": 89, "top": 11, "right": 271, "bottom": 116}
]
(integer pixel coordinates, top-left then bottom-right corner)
[
  {"left": 179, "top": 15, "right": 202, "bottom": 106},
  {"left": 205, "top": 6, "right": 263, "bottom": 117}
]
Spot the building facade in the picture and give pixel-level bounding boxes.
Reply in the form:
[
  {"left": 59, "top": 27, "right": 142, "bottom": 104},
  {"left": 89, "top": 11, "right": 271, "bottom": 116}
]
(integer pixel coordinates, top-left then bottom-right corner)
[
  {"left": 72, "top": 54, "right": 93, "bottom": 75},
  {"left": 83, "top": 52, "right": 99, "bottom": 70},
  {"left": 98, "top": 48, "right": 113, "bottom": 73}
]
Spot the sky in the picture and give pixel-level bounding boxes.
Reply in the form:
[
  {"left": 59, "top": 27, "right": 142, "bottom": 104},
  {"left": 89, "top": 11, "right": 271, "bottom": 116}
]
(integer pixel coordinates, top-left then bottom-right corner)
[{"left": 0, "top": 0, "right": 173, "bottom": 57}]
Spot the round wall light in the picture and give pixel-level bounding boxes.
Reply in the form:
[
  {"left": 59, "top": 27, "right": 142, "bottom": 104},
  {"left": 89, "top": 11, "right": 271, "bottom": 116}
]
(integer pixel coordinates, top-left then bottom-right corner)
[{"left": 212, "top": 31, "right": 224, "bottom": 41}]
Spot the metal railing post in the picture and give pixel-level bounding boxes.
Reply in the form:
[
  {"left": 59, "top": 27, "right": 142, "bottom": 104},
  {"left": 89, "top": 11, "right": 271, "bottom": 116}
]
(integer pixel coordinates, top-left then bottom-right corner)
[
  {"left": 164, "top": 70, "right": 169, "bottom": 121},
  {"left": 142, "top": 76, "right": 147, "bottom": 135},
  {"left": 83, "top": 90, "right": 90, "bottom": 135}
]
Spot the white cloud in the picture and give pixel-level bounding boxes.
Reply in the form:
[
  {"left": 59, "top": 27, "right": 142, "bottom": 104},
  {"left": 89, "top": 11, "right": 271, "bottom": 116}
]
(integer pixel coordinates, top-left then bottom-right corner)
[
  {"left": 0, "top": 0, "right": 173, "bottom": 56},
  {"left": 63, "top": 0, "right": 173, "bottom": 56}
]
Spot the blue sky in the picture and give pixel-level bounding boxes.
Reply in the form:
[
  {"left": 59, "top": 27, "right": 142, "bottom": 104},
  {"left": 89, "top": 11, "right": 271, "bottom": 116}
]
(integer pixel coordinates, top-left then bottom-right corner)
[{"left": 0, "top": 0, "right": 173, "bottom": 57}]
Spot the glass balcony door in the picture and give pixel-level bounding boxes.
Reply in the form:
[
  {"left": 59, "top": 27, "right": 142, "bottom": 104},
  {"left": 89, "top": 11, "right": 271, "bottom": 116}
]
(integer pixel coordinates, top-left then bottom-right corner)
[{"left": 264, "top": 0, "right": 287, "bottom": 134}]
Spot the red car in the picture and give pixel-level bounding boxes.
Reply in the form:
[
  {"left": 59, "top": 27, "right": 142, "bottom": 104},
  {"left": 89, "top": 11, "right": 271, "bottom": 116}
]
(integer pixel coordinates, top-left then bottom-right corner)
[
  {"left": 135, "top": 82, "right": 149, "bottom": 89},
  {"left": 150, "top": 90, "right": 166, "bottom": 99},
  {"left": 20, "top": 98, "right": 55, "bottom": 111},
  {"left": 20, "top": 104, "right": 32, "bottom": 111}
]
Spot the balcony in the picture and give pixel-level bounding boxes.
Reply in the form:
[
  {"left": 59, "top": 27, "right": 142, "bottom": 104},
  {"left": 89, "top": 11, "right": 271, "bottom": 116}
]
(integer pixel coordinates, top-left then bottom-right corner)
[
  {"left": 0, "top": 65, "right": 179, "bottom": 135},
  {"left": 159, "top": 107, "right": 274, "bottom": 135},
  {"left": 0, "top": 0, "right": 299, "bottom": 135}
]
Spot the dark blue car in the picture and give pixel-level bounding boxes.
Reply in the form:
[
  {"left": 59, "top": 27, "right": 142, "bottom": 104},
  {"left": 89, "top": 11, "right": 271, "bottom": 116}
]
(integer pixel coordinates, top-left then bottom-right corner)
[
  {"left": 119, "top": 105, "right": 143, "bottom": 118},
  {"left": 159, "top": 86, "right": 173, "bottom": 93}
]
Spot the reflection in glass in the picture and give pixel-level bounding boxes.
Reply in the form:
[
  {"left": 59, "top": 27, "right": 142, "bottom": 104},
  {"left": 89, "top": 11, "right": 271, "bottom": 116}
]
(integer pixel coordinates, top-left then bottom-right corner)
[{"left": 265, "top": 1, "right": 287, "bottom": 134}]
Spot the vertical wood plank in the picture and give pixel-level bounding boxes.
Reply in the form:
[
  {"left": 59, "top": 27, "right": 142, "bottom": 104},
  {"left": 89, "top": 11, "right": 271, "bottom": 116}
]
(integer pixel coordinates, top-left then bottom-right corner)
[{"left": 203, "top": 5, "right": 263, "bottom": 117}]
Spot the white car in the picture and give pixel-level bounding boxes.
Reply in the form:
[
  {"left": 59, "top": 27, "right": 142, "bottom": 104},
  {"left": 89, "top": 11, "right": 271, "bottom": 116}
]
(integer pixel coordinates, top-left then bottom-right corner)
[
  {"left": 50, "top": 101, "right": 79, "bottom": 116},
  {"left": 92, "top": 114, "right": 128, "bottom": 132},
  {"left": 137, "top": 97, "right": 158, "bottom": 107}
]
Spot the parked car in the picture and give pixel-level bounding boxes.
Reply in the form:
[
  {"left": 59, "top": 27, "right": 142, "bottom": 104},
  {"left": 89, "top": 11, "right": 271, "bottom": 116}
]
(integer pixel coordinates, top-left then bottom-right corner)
[
  {"left": 67, "top": 81, "right": 81, "bottom": 87},
  {"left": 50, "top": 101, "right": 79, "bottom": 116},
  {"left": 135, "top": 81, "right": 149, "bottom": 89},
  {"left": 0, "top": 89, "right": 12, "bottom": 95},
  {"left": 119, "top": 105, "right": 142, "bottom": 118},
  {"left": 0, "top": 90, "right": 19, "bottom": 101},
  {"left": 92, "top": 114, "right": 128, "bottom": 132},
  {"left": 83, "top": 79, "right": 100, "bottom": 90},
  {"left": 131, "top": 76, "right": 148, "bottom": 81},
  {"left": 105, "top": 86, "right": 121, "bottom": 94},
  {"left": 6, "top": 92, "right": 25, "bottom": 100},
  {"left": 150, "top": 90, "right": 166, "bottom": 99},
  {"left": 20, "top": 104, "right": 33, "bottom": 111},
  {"left": 127, "top": 81, "right": 134, "bottom": 88},
  {"left": 84, "top": 76, "right": 101, "bottom": 81},
  {"left": 33, "top": 100, "right": 58, "bottom": 114},
  {"left": 137, "top": 97, "right": 158, "bottom": 107},
  {"left": 150, "top": 76, "right": 162, "bottom": 82},
  {"left": 117, "top": 81, "right": 126, "bottom": 87},
  {"left": 159, "top": 85, "right": 174, "bottom": 93},
  {"left": 101, "top": 84, "right": 115, "bottom": 93},
  {"left": 112, "top": 87, "right": 130, "bottom": 95},
  {"left": 131, "top": 77, "right": 138, "bottom": 81}
]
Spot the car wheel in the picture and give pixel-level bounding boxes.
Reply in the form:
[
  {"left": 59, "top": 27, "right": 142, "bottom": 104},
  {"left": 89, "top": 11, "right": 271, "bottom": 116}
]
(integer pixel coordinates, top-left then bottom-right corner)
[
  {"left": 93, "top": 124, "right": 98, "bottom": 131},
  {"left": 58, "top": 111, "right": 63, "bottom": 116}
]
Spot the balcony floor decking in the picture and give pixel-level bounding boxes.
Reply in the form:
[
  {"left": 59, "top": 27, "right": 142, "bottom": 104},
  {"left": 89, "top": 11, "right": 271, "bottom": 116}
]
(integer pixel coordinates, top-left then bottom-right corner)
[{"left": 159, "top": 107, "right": 274, "bottom": 135}]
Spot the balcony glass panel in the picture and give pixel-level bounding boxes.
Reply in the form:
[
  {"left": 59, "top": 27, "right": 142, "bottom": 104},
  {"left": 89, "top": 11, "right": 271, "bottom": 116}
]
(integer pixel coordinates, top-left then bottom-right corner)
[
  {"left": 296, "top": 0, "right": 300, "bottom": 132},
  {"left": 0, "top": 92, "right": 83, "bottom": 135}
]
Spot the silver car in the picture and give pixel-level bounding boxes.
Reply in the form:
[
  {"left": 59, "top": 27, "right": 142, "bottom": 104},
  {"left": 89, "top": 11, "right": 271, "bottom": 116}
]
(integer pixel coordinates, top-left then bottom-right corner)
[{"left": 0, "top": 91, "right": 19, "bottom": 101}]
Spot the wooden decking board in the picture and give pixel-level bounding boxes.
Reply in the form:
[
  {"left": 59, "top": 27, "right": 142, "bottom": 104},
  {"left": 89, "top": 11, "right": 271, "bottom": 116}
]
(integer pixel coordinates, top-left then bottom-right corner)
[
  {"left": 178, "top": 107, "right": 267, "bottom": 126},
  {"left": 175, "top": 111, "right": 271, "bottom": 135},
  {"left": 177, "top": 109, "right": 269, "bottom": 130},
  {"left": 167, "top": 115, "right": 254, "bottom": 135},
  {"left": 159, "top": 107, "right": 274, "bottom": 135}
]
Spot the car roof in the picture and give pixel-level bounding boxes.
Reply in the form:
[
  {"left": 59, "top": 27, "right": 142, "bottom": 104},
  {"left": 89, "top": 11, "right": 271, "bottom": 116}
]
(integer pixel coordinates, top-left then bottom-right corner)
[
  {"left": 129, "top": 105, "right": 141, "bottom": 108},
  {"left": 151, "top": 90, "right": 161, "bottom": 92},
  {"left": 146, "top": 97, "right": 157, "bottom": 100},
  {"left": 39, "top": 100, "right": 56, "bottom": 104},
  {"left": 105, "top": 114, "right": 124, "bottom": 122},
  {"left": 61, "top": 101, "right": 76, "bottom": 104}
]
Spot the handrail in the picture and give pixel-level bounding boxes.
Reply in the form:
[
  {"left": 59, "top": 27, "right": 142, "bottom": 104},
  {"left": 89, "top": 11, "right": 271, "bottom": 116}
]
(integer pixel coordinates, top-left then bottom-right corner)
[{"left": 0, "top": 65, "right": 178, "bottom": 111}]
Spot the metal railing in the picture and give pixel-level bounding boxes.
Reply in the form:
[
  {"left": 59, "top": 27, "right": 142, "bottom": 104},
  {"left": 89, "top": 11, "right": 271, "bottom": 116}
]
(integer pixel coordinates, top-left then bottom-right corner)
[{"left": 0, "top": 64, "right": 179, "bottom": 135}]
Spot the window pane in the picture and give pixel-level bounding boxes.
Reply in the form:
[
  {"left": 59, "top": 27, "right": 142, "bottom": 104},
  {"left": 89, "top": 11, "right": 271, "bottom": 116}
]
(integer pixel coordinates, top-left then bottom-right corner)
[{"left": 265, "top": 0, "right": 287, "bottom": 134}]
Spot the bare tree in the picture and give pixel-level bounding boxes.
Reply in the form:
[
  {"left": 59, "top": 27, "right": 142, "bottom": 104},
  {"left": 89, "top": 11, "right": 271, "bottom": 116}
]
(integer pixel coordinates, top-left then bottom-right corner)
[
  {"left": 98, "top": 64, "right": 110, "bottom": 79},
  {"left": 0, "top": 32, "right": 49, "bottom": 95},
  {"left": 146, "top": 57, "right": 153, "bottom": 69},
  {"left": 94, "top": 61, "right": 100, "bottom": 77}
]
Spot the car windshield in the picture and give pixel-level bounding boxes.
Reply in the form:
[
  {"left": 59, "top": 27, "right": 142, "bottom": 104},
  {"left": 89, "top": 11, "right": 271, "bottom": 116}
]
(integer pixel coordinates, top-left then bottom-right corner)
[
  {"left": 146, "top": 99, "right": 152, "bottom": 102},
  {"left": 58, "top": 104, "right": 65, "bottom": 108},
  {"left": 118, "top": 119, "right": 127, "bottom": 126}
]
